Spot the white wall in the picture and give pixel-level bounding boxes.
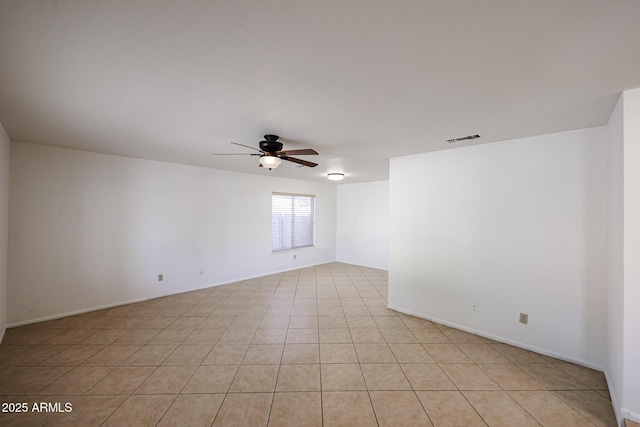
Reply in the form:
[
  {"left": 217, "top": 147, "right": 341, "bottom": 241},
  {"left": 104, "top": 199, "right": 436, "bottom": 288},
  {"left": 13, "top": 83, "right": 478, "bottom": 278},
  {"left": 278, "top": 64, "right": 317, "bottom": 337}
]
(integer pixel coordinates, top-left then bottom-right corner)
[
  {"left": 336, "top": 181, "right": 389, "bottom": 270},
  {"left": 389, "top": 127, "right": 608, "bottom": 367},
  {"left": 0, "top": 122, "right": 10, "bottom": 340},
  {"left": 622, "top": 88, "right": 640, "bottom": 423},
  {"left": 8, "top": 142, "right": 336, "bottom": 325},
  {"left": 606, "top": 94, "right": 624, "bottom": 424}
]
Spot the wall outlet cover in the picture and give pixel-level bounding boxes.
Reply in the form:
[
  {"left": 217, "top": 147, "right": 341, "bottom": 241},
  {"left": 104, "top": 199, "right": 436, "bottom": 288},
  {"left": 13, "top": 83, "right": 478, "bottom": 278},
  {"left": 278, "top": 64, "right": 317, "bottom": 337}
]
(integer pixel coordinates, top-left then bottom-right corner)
[{"left": 519, "top": 312, "right": 528, "bottom": 324}]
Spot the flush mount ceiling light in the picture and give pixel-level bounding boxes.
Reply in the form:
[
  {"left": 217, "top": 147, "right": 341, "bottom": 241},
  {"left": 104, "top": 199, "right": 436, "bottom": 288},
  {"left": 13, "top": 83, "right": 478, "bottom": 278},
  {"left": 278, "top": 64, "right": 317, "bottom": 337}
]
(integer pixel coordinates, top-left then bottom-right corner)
[
  {"left": 259, "top": 155, "right": 282, "bottom": 169},
  {"left": 327, "top": 173, "right": 344, "bottom": 181}
]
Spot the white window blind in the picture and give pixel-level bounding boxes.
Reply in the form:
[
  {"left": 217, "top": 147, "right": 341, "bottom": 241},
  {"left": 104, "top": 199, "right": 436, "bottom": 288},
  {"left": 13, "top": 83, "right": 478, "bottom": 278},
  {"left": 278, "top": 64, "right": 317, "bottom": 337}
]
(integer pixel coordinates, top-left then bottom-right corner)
[{"left": 272, "top": 193, "right": 315, "bottom": 252}]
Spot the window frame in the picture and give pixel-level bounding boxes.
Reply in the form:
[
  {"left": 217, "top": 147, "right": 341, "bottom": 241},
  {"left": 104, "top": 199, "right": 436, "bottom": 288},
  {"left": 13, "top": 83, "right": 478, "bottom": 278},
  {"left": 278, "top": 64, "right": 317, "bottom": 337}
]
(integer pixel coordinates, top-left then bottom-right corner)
[{"left": 271, "top": 192, "right": 316, "bottom": 252}]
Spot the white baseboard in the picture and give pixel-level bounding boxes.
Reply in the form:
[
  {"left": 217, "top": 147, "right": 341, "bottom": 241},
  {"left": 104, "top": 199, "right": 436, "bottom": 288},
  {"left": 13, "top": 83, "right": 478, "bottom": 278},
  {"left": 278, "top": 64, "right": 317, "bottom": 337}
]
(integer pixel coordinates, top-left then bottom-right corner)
[
  {"left": 622, "top": 409, "right": 640, "bottom": 424},
  {"left": 605, "top": 369, "right": 623, "bottom": 427},
  {"left": 7, "top": 260, "right": 336, "bottom": 328},
  {"left": 335, "top": 259, "right": 388, "bottom": 271},
  {"left": 388, "top": 304, "right": 605, "bottom": 371},
  {"left": 8, "top": 294, "right": 166, "bottom": 328}
]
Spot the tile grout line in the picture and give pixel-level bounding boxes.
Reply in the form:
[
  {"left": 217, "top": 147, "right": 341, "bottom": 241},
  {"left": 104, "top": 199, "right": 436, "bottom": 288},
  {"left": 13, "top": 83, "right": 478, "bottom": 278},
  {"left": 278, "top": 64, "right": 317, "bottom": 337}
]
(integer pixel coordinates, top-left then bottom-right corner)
[{"left": 265, "top": 270, "right": 299, "bottom": 426}]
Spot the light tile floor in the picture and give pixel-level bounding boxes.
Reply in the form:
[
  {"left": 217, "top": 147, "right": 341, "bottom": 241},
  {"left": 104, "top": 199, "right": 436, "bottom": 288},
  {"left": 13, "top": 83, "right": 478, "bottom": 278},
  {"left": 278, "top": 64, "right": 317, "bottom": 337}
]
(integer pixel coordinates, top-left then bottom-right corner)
[{"left": 0, "top": 263, "right": 616, "bottom": 426}]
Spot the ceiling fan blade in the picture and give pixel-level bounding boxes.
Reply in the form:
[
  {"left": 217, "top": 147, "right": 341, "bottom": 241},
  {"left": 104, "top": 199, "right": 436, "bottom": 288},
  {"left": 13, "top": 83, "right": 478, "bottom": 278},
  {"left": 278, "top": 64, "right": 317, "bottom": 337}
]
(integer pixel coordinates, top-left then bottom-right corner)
[
  {"left": 211, "top": 153, "right": 260, "bottom": 156},
  {"left": 277, "top": 149, "right": 318, "bottom": 156},
  {"left": 281, "top": 156, "right": 318, "bottom": 168},
  {"left": 230, "top": 141, "right": 263, "bottom": 152}
]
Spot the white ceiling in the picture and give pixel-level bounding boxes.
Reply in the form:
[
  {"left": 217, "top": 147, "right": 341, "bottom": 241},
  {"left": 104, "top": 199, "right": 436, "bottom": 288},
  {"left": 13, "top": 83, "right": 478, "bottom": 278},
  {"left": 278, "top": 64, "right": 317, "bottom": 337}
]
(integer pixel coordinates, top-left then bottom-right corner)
[{"left": 1, "top": 1, "right": 639, "bottom": 183}]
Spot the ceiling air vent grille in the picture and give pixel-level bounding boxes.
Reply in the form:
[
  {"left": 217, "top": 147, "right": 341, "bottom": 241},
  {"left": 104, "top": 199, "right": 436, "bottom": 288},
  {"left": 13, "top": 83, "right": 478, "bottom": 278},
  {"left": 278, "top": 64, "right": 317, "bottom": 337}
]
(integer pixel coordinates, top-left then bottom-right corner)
[{"left": 445, "top": 134, "right": 480, "bottom": 143}]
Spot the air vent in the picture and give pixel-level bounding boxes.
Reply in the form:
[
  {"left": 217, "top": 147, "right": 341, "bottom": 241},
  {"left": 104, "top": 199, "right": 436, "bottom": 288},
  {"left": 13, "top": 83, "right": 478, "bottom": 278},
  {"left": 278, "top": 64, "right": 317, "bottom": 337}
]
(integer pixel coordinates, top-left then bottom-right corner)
[{"left": 445, "top": 134, "right": 480, "bottom": 143}]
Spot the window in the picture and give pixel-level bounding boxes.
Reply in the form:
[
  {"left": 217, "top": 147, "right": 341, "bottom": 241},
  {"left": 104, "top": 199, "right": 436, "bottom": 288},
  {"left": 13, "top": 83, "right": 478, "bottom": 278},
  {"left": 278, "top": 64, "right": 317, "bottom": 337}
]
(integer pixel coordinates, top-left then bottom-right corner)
[{"left": 272, "top": 193, "right": 315, "bottom": 252}]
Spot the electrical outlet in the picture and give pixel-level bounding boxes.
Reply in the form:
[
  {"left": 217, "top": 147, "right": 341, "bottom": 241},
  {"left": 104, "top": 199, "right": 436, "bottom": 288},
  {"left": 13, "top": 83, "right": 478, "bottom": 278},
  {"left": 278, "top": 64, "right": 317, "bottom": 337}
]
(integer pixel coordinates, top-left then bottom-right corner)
[
  {"left": 519, "top": 312, "right": 528, "bottom": 324},
  {"left": 158, "top": 274, "right": 164, "bottom": 282},
  {"left": 471, "top": 302, "right": 478, "bottom": 312}
]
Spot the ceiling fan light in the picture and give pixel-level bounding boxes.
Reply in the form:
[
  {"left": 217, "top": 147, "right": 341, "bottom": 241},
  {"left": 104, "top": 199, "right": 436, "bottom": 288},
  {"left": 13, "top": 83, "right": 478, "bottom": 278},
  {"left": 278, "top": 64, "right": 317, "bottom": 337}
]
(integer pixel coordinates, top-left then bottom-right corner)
[
  {"left": 327, "top": 173, "right": 344, "bottom": 181},
  {"left": 260, "top": 155, "right": 282, "bottom": 169}
]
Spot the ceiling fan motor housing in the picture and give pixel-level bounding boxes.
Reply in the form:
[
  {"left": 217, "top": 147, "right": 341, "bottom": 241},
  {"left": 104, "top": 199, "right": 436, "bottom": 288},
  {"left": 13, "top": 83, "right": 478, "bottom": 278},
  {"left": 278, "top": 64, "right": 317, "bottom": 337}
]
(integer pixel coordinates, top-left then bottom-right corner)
[{"left": 260, "top": 135, "right": 283, "bottom": 153}]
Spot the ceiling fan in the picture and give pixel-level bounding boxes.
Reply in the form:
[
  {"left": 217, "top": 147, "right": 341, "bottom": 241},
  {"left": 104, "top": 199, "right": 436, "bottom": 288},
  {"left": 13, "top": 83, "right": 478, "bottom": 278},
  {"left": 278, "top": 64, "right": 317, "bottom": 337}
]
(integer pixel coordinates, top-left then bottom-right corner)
[{"left": 212, "top": 135, "right": 318, "bottom": 170}]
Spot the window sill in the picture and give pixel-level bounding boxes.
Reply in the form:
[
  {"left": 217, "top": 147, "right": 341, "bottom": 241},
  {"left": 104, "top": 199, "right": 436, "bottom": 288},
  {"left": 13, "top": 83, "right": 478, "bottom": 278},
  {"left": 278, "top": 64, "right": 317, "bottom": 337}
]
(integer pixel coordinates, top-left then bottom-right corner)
[{"left": 271, "top": 246, "right": 315, "bottom": 254}]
